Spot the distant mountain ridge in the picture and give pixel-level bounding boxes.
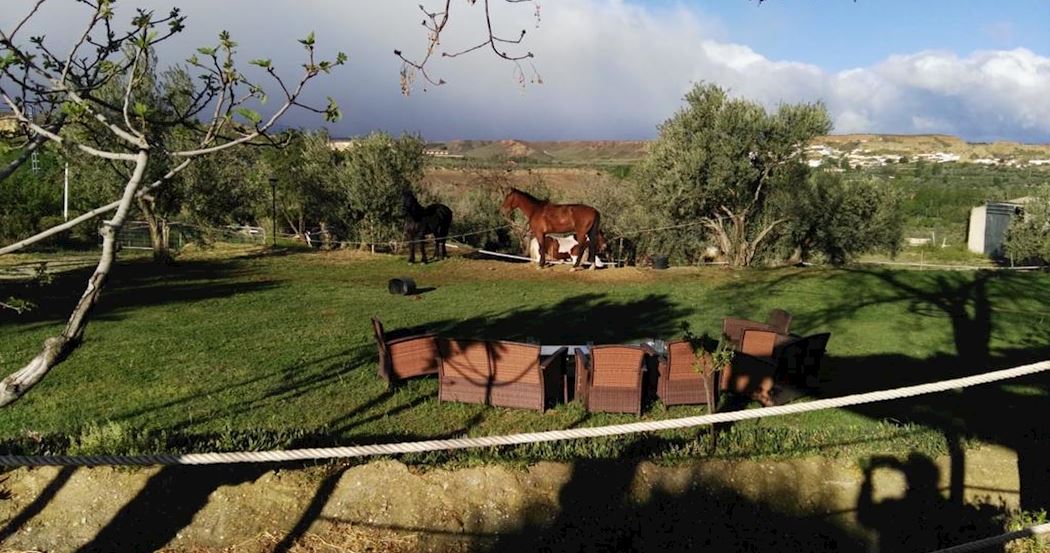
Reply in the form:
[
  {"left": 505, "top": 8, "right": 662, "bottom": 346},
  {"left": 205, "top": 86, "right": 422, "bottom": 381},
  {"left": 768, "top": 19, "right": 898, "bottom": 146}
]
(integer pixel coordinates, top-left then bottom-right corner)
[{"left": 421, "top": 135, "right": 1050, "bottom": 166}]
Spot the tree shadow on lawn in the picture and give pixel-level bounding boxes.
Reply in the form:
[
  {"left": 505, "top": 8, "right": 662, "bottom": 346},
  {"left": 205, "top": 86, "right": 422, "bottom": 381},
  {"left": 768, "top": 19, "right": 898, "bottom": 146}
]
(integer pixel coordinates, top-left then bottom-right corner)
[
  {"left": 0, "top": 256, "right": 282, "bottom": 328},
  {"left": 427, "top": 292, "right": 693, "bottom": 345},
  {"left": 715, "top": 267, "right": 1050, "bottom": 512}
]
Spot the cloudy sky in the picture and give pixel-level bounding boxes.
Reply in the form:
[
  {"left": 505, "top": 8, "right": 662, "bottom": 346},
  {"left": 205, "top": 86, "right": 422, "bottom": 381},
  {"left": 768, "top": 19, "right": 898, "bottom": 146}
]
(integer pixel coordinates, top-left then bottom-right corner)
[{"left": 12, "top": 0, "right": 1050, "bottom": 142}]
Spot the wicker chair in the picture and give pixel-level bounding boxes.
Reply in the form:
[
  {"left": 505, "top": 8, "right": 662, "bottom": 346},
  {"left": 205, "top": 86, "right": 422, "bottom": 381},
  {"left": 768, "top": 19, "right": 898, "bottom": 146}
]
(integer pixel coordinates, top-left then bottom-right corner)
[
  {"left": 777, "top": 332, "right": 831, "bottom": 388},
  {"left": 723, "top": 329, "right": 787, "bottom": 406},
  {"left": 438, "top": 339, "right": 567, "bottom": 411},
  {"left": 722, "top": 309, "right": 794, "bottom": 348},
  {"left": 656, "top": 340, "right": 719, "bottom": 407},
  {"left": 490, "top": 341, "right": 567, "bottom": 411},
  {"left": 578, "top": 345, "right": 647, "bottom": 415},
  {"left": 371, "top": 317, "right": 440, "bottom": 385},
  {"left": 438, "top": 338, "right": 492, "bottom": 405},
  {"left": 767, "top": 308, "right": 793, "bottom": 335}
]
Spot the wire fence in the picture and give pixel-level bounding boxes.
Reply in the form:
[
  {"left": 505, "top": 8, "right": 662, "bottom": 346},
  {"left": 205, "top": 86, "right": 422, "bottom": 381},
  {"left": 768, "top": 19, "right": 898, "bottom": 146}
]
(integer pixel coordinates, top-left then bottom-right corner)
[{"left": 114, "top": 221, "right": 266, "bottom": 251}]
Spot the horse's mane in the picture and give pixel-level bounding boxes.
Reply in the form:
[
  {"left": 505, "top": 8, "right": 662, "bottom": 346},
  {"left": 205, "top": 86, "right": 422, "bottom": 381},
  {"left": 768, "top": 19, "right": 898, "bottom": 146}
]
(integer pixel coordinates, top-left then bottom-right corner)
[
  {"left": 510, "top": 187, "right": 547, "bottom": 205},
  {"left": 402, "top": 188, "right": 424, "bottom": 219}
]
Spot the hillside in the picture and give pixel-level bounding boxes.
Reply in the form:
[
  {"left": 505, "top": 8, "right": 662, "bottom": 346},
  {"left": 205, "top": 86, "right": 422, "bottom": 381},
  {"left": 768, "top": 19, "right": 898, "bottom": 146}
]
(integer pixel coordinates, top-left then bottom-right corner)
[
  {"left": 422, "top": 135, "right": 1050, "bottom": 167},
  {"left": 432, "top": 139, "right": 650, "bottom": 164}
]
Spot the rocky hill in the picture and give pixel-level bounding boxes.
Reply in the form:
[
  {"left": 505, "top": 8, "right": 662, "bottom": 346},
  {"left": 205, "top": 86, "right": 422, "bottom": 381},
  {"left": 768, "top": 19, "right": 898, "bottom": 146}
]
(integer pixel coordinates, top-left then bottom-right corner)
[{"left": 421, "top": 135, "right": 1050, "bottom": 167}]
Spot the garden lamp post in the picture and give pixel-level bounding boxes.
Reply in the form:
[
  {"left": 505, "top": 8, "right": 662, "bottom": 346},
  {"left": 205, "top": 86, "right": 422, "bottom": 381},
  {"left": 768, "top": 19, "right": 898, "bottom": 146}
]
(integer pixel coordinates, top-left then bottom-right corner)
[{"left": 269, "top": 176, "right": 277, "bottom": 247}]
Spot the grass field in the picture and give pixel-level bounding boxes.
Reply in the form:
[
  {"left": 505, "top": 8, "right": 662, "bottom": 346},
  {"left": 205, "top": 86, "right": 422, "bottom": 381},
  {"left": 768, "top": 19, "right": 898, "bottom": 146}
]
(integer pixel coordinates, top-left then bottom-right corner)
[{"left": 1, "top": 246, "right": 1047, "bottom": 466}]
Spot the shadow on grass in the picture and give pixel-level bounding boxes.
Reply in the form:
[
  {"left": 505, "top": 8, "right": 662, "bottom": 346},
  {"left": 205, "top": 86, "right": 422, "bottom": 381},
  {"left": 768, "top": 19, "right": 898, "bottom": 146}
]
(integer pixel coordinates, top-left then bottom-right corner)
[
  {"left": 429, "top": 292, "right": 692, "bottom": 345},
  {"left": 4, "top": 265, "right": 1047, "bottom": 551},
  {"left": 709, "top": 267, "right": 1050, "bottom": 512},
  {"left": 0, "top": 256, "right": 283, "bottom": 328}
]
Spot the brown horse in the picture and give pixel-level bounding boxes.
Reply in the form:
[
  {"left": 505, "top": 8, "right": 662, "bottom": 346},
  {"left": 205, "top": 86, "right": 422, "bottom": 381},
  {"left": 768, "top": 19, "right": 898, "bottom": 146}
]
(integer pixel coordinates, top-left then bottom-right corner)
[{"left": 501, "top": 188, "right": 602, "bottom": 269}]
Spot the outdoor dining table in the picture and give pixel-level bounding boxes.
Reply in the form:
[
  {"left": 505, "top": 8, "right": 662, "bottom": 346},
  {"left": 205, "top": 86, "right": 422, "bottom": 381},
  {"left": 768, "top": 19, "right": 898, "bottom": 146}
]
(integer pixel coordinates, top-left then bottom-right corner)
[
  {"left": 540, "top": 345, "right": 589, "bottom": 357},
  {"left": 539, "top": 341, "right": 660, "bottom": 404}
]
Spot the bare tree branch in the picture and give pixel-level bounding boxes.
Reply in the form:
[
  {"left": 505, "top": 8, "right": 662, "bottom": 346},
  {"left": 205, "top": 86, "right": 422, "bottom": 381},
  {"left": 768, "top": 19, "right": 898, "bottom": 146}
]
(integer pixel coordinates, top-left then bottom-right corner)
[
  {"left": 396, "top": 0, "right": 540, "bottom": 93},
  {"left": 0, "top": 91, "right": 138, "bottom": 160},
  {"left": 0, "top": 112, "right": 66, "bottom": 181}
]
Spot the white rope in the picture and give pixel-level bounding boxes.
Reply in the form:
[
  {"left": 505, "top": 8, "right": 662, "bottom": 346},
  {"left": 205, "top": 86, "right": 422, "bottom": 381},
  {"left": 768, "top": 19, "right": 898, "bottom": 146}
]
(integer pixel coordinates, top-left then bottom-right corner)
[
  {"left": 1, "top": 360, "right": 1046, "bottom": 467},
  {"left": 927, "top": 522, "right": 1050, "bottom": 553}
]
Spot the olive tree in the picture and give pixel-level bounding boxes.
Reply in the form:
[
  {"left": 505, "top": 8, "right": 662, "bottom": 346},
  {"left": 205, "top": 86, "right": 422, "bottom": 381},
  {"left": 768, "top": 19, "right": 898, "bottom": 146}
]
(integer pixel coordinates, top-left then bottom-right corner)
[
  {"left": 340, "top": 132, "right": 426, "bottom": 245},
  {"left": 636, "top": 83, "right": 832, "bottom": 267},
  {"left": 773, "top": 171, "right": 904, "bottom": 265},
  {"left": 1005, "top": 187, "right": 1050, "bottom": 265}
]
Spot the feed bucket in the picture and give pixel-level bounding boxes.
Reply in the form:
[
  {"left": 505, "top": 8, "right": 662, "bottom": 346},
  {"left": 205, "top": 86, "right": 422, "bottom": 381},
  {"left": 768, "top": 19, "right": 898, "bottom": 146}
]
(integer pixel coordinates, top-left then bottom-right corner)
[{"left": 388, "top": 277, "right": 417, "bottom": 295}]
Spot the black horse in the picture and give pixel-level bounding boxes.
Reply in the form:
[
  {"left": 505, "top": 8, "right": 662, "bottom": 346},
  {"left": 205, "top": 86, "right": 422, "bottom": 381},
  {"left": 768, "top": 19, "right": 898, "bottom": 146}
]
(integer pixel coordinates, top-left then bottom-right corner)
[{"left": 402, "top": 188, "right": 453, "bottom": 263}]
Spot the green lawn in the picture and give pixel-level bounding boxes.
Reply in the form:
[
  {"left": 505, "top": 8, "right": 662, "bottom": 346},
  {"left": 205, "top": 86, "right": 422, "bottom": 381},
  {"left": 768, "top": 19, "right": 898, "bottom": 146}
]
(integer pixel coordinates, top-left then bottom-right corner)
[{"left": 1, "top": 247, "right": 1047, "bottom": 465}]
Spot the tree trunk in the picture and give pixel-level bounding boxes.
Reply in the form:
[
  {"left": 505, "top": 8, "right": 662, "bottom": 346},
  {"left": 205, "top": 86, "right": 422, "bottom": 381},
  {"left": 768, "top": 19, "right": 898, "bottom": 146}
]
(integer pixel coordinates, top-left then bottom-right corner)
[
  {"left": 138, "top": 196, "right": 173, "bottom": 264},
  {"left": 319, "top": 221, "right": 333, "bottom": 250},
  {"left": 1, "top": 150, "right": 149, "bottom": 407},
  {"left": 704, "top": 208, "right": 786, "bottom": 268}
]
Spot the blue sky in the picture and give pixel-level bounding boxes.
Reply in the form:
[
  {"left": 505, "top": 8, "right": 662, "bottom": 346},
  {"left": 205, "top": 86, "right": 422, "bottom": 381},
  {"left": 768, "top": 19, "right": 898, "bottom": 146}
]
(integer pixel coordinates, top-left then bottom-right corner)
[
  {"left": 9, "top": 0, "right": 1050, "bottom": 142},
  {"left": 692, "top": 0, "right": 1049, "bottom": 71}
]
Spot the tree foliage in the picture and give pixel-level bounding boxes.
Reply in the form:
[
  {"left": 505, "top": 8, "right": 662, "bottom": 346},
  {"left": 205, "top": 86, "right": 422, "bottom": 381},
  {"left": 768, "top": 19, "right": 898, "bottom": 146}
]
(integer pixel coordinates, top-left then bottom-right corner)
[
  {"left": 339, "top": 132, "right": 425, "bottom": 244},
  {"left": 773, "top": 171, "right": 904, "bottom": 265},
  {"left": 1005, "top": 187, "right": 1050, "bottom": 265},
  {"left": 636, "top": 82, "right": 832, "bottom": 266}
]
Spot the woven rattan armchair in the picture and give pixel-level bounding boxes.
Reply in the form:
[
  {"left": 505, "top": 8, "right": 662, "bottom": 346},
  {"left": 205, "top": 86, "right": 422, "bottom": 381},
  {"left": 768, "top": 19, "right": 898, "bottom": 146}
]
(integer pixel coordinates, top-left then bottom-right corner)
[
  {"left": 656, "top": 340, "right": 719, "bottom": 407},
  {"left": 438, "top": 339, "right": 567, "bottom": 411},
  {"left": 577, "top": 345, "right": 647, "bottom": 415},
  {"left": 722, "top": 329, "right": 789, "bottom": 406},
  {"left": 490, "top": 341, "right": 567, "bottom": 411},
  {"left": 437, "top": 338, "right": 491, "bottom": 405},
  {"left": 722, "top": 309, "right": 794, "bottom": 348},
  {"left": 371, "top": 317, "right": 440, "bottom": 385},
  {"left": 767, "top": 308, "right": 793, "bottom": 335},
  {"left": 776, "top": 332, "right": 831, "bottom": 388}
]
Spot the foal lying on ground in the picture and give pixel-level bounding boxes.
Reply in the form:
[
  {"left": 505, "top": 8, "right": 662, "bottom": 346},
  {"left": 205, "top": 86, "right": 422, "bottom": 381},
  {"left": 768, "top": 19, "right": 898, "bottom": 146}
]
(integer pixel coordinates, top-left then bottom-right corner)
[{"left": 527, "top": 232, "right": 608, "bottom": 268}]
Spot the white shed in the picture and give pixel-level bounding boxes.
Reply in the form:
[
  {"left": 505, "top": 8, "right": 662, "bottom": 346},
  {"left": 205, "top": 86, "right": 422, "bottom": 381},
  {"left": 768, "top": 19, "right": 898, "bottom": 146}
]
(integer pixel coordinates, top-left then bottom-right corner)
[{"left": 967, "top": 200, "right": 1025, "bottom": 257}]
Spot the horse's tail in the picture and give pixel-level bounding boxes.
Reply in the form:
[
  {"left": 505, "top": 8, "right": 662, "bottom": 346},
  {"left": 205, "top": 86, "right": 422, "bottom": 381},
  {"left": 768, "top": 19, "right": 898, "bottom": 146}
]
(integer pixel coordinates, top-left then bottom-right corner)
[{"left": 588, "top": 209, "right": 601, "bottom": 263}]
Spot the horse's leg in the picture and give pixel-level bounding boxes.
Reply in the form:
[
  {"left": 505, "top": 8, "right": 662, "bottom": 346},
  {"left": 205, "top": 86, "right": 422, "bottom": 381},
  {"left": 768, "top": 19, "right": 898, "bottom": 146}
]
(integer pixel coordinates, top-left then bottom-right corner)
[
  {"left": 537, "top": 231, "right": 547, "bottom": 269},
  {"left": 571, "top": 228, "right": 588, "bottom": 271},
  {"left": 420, "top": 233, "right": 429, "bottom": 264},
  {"left": 405, "top": 226, "right": 416, "bottom": 263},
  {"left": 586, "top": 213, "right": 601, "bottom": 271}
]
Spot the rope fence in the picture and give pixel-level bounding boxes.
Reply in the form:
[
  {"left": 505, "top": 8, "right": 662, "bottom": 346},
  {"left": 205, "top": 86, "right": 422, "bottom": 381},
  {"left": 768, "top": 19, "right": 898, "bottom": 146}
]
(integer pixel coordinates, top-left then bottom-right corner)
[
  {"left": 1, "top": 361, "right": 1046, "bottom": 552},
  {"left": 928, "top": 522, "right": 1050, "bottom": 553},
  {"left": 2, "top": 359, "right": 1046, "bottom": 467}
]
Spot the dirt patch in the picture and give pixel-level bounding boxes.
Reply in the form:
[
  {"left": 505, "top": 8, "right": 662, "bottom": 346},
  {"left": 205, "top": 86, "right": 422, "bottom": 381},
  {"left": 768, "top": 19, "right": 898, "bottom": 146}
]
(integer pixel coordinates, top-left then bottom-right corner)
[{"left": 0, "top": 446, "right": 1022, "bottom": 552}]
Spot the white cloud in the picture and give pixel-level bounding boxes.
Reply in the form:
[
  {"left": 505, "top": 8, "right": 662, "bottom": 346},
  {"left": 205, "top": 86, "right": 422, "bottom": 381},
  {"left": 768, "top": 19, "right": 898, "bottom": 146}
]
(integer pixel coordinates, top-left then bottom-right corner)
[{"left": 7, "top": 0, "right": 1049, "bottom": 142}]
